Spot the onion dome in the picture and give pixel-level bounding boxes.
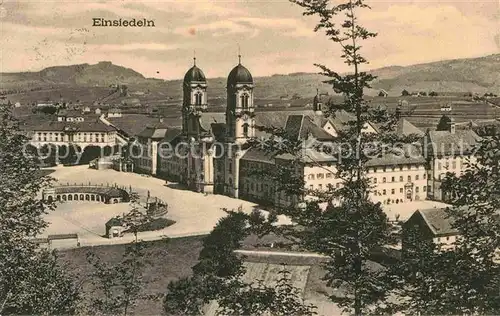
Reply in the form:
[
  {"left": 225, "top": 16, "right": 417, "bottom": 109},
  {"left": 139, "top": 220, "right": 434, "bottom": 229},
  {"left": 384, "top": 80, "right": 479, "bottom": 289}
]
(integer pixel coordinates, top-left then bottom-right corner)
[
  {"left": 227, "top": 60, "right": 253, "bottom": 87},
  {"left": 183, "top": 58, "right": 206, "bottom": 83}
]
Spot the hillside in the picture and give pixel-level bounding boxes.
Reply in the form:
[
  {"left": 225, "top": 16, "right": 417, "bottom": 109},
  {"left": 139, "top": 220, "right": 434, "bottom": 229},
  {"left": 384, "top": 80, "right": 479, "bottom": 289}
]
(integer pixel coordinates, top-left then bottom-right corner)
[
  {"left": 0, "top": 61, "right": 158, "bottom": 89},
  {"left": 160, "top": 54, "right": 500, "bottom": 98},
  {"left": 370, "top": 54, "right": 500, "bottom": 96},
  {"left": 1, "top": 54, "right": 499, "bottom": 99}
]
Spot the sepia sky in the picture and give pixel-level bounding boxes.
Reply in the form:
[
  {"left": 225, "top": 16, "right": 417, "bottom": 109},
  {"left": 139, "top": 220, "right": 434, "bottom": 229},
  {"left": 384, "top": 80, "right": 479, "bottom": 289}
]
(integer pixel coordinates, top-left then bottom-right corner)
[{"left": 1, "top": 0, "right": 499, "bottom": 79}]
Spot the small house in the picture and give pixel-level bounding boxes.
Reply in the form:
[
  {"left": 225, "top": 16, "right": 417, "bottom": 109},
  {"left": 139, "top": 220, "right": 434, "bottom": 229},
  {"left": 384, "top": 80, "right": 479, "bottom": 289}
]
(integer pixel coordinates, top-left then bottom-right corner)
[
  {"left": 402, "top": 207, "right": 500, "bottom": 261},
  {"left": 402, "top": 208, "right": 458, "bottom": 251},
  {"left": 105, "top": 217, "right": 125, "bottom": 238},
  {"left": 378, "top": 89, "right": 389, "bottom": 97}
]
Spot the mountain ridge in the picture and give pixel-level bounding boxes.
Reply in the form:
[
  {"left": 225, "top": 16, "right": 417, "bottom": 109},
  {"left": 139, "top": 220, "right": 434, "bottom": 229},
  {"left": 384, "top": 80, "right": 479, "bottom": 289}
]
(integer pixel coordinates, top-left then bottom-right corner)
[{"left": 1, "top": 54, "right": 499, "bottom": 97}]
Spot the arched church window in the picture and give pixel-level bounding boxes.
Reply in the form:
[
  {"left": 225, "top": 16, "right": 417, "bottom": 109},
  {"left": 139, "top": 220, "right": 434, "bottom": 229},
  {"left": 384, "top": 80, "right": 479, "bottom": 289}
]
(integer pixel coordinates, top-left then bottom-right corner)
[
  {"left": 240, "top": 94, "right": 249, "bottom": 109},
  {"left": 243, "top": 124, "right": 249, "bottom": 137},
  {"left": 195, "top": 92, "right": 203, "bottom": 105}
]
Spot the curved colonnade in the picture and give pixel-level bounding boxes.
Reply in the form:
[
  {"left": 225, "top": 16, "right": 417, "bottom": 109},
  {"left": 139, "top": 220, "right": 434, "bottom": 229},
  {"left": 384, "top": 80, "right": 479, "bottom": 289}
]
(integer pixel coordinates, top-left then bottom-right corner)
[{"left": 43, "top": 184, "right": 130, "bottom": 204}]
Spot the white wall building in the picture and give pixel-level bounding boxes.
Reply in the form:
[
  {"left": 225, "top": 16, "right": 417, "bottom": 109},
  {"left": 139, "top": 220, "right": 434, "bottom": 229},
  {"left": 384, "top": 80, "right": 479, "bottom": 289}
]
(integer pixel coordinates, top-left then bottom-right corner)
[{"left": 425, "top": 117, "right": 481, "bottom": 201}]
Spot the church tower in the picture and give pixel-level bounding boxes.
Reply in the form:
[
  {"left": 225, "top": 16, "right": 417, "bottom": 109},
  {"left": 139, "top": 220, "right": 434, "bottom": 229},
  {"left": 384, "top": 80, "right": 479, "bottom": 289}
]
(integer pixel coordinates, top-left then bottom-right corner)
[
  {"left": 313, "top": 88, "right": 323, "bottom": 115},
  {"left": 225, "top": 55, "right": 255, "bottom": 144},
  {"left": 221, "top": 55, "right": 255, "bottom": 199},
  {"left": 182, "top": 57, "right": 207, "bottom": 139}
]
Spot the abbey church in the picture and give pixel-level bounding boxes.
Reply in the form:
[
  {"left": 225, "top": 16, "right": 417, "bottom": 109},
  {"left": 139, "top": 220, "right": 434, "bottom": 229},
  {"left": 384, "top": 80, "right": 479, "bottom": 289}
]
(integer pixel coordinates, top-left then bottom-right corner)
[
  {"left": 179, "top": 56, "right": 259, "bottom": 198},
  {"left": 134, "top": 58, "right": 480, "bottom": 207},
  {"left": 135, "top": 56, "right": 333, "bottom": 205}
]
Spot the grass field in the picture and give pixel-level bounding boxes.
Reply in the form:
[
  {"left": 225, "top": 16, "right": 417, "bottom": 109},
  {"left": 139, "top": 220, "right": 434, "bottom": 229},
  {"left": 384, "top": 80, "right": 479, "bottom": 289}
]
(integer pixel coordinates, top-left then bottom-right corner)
[
  {"left": 59, "top": 236, "right": 204, "bottom": 315},
  {"left": 58, "top": 235, "right": 361, "bottom": 315}
]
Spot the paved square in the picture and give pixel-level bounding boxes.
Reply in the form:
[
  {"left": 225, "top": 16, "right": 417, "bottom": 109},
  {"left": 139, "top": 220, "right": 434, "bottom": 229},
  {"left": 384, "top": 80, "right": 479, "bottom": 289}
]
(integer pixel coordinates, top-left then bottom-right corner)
[{"left": 43, "top": 165, "right": 289, "bottom": 247}]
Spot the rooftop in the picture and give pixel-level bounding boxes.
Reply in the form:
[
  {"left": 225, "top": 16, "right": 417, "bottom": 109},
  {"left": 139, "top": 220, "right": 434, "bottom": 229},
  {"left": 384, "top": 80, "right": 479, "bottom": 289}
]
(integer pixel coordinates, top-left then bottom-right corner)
[
  {"left": 426, "top": 129, "right": 482, "bottom": 156},
  {"left": 241, "top": 147, "right": 276, "bottom": 164},
  {"left": 227, "top": 63, "right": 253, "bottom": 87},
  {"left": 137, "top": 122, "right": 171, "bottom": 139},
  {"left": 366, "top": 144, "right": 427, "bottom": 167},
  {"left": 284, "top": 115, "right": 333, "bottom": 141},
  {"left": 29, "top": 119, "right": 116, "bottom": 132},
  {"left": 184, "top": 64, "right": 207, "bottom": 83},
  {"left": 395, "top": 118, "right": 424, "bottom": 137},
  {"left": 385, "top": 200, "right": 451, "bottom": 221},
  {"left": 418, "top": 207, "right": 458, "bottom": 236},
  {"left": 108, "top": 114, "right": 180, "bottom": 137}
]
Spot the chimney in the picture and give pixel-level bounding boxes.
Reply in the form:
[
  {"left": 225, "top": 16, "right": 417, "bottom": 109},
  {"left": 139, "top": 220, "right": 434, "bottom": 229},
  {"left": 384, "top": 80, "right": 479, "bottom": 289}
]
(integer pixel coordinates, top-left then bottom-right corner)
[{"left": 449, "top": 117, "right": 456, "bottom": 134}]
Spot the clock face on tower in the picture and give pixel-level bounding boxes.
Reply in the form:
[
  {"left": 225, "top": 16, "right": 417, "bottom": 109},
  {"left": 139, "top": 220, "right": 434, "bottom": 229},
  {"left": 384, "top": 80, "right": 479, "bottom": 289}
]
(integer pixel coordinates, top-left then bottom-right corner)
[{"left": 242, "top": 114, "right": 249, "bottom": 120}]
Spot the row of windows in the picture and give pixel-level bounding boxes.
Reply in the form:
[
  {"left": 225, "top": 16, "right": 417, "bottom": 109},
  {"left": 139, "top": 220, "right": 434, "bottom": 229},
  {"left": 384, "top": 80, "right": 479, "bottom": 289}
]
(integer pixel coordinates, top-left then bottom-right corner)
[
  {"left": 309, "top": 183, "right": 341, "bottom": 190},
  {"left": 309, "top": 172, "right": 338, "bottom": 180},
  {"left": 376, "top": 186, "right": 429, "bottom": 196},
  {"left": 307, "top": 166, "right": 425, "bottom": 180},
  {"left": 307, "top": 173, "right": 427, "bottom": 183},
  {"left": 307, "top": 172, "right": 337, "bottom": 180},
  {"left": 35, "top": 132, "right": 108, "bottom": 143},
  {"left": 374, "top": 174, "right": 426, "bottom": 183},
  {"left": 64, "top": 117, "right": 85, "bottom": 122},
  {"left": 437, "top": 159, "right": 464, "bottom": 170},
  {"left": 244, "top": 181, "right": 271, "bottom": 194},
  {"left": 370, "top": 165, "right": 424, "bottom": 173}
]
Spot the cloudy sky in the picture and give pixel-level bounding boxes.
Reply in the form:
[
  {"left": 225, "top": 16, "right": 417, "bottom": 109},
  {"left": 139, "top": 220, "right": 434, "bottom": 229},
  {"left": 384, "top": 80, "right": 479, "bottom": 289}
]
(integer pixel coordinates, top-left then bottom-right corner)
[{"left": 1, "top": 0, "right": 498, "bottom": 79}]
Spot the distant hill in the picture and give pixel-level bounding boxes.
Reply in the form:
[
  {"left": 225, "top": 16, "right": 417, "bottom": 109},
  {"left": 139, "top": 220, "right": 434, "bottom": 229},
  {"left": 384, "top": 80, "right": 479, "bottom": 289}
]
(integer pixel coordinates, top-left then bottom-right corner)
[
  {"left": 184, "top": 54, "right": 500, "bottom": 98},
  {"left": 369, "top": 54, "right": 500, "bottom": 96},
  {"left": 1, "top": 54, "right": 499, "bottom": 98},
  {"left": 0, "top": 61, "right": 159, "bottom": 89}
]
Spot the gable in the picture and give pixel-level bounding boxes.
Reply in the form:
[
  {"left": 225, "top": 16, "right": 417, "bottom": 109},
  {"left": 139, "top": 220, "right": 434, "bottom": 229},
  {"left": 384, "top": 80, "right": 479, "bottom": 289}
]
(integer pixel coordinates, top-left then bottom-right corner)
[
  {"left": 322, "top": 120, "right": 338, "bottom": 137},
  {"left": 403, "top": 211, "right": 435, "bottom": 239},
  {"left": 363, "top": 122, "right": 378, "bottom": 134}
]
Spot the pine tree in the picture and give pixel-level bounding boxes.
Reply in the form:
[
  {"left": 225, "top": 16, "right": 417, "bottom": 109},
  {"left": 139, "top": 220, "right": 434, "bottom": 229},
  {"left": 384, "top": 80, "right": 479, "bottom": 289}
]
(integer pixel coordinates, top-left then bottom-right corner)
[
  {"left": 244, "top": 0, "right": 402, "bottom": 314},
  {"left": 0, "top": 103, "right": 80, "bottom": 314},
  {"left": 437, "top": 136, "right": 499, "bottom": 314},
  {"left": 167, "top": 1, "right": 422, "bottom": 314}
]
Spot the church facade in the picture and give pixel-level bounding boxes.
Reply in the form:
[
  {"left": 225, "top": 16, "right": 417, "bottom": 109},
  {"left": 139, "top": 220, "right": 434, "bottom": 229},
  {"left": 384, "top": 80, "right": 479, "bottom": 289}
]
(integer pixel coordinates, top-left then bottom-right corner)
[{"left": 135, "top": 57, "right": 259, "bottom": 199}]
